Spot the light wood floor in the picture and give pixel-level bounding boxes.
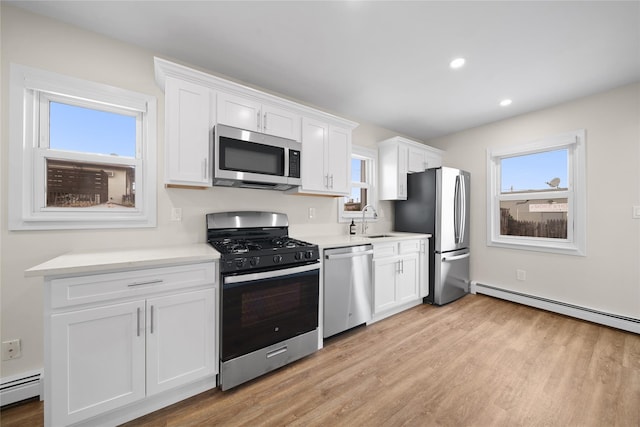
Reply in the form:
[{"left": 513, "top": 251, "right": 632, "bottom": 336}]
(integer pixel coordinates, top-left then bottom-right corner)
[{"left": 2, "top": 294, "right": 639, "bottom": 426}]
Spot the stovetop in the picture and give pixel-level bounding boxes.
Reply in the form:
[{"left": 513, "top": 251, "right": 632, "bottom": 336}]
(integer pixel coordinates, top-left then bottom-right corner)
[
  {"left": 210, "top": 236, "right": 319, "bottom": 273},
  {"left": 210, "top": 236, "right": 315, "bottom": 255},
  {"left": 206, "top": 211, "right": 320, "bottom": 273}
]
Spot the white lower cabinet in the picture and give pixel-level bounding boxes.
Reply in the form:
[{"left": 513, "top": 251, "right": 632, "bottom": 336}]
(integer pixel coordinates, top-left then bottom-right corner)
[
  {"left": 51, "top": 301, "right": 147, "bottom": 425},
  {"left": 45, "top": 262, "right": 217, "bottom": 427},
  {"left": 372, "top": 240, "right": 421, "bottom": 321}
]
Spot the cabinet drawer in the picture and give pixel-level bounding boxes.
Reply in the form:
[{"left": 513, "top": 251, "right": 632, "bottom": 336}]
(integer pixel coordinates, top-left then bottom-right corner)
[
  {"left": 373, "top": 242, "right": 398, "bottom": 259},
  {"left": 51, "top": 263, "right": 216, "bottom": 308},
  {"left": 399, "top": 240, "right": 421, "bottom": 254}
]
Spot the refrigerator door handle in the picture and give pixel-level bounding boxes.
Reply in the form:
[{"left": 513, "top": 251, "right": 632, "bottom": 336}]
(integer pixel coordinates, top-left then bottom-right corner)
[
  {"left": 442, "top": 252, "right": 470, "bottom": 262},
  {"left": 454, "top": 175, "right": 461, "bottom": 244},
  {"left": 459, "top": 174, "right": 466, "bottom": 244}
]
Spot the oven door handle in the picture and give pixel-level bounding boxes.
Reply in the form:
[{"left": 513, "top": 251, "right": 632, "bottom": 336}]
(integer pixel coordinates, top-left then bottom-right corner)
[{"left": 223, "top": 262, "right": 320, "bottom": 285}]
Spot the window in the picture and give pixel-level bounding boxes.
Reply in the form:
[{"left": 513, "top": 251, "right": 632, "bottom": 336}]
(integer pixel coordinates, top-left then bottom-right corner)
[
  {"left": 487, "top": 130, "right": 586, "bottom": 255},
  {"left": 339, "top": 146, "right": 377, "bottom": 221},
  {"left": 9, "top": 64, "right": 157, "bottom": 230}
]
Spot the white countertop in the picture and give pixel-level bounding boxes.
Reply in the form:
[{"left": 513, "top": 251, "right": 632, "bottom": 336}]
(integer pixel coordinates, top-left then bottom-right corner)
[
  {"left": 299, "top": 232, "right": 431, "bottom": 250},
  {"left": 25, "top": 243, "right": 219, "bottom": 278}
]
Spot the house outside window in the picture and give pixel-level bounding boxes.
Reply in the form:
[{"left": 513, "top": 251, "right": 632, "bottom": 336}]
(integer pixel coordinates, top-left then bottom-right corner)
[
  {"left": 339, "top": 146, "right": 377, "bottom": 221},
  {"left": 487, "top": 130, "right": 586, "bottom": 255},
  {"left": 9, "top": 64, "right": 157, "bottom": 230}
]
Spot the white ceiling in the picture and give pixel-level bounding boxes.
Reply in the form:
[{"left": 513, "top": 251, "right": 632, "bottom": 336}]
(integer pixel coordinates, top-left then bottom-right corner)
[{"left": 7, "top": 1, "right": 640, "bottom": 141}]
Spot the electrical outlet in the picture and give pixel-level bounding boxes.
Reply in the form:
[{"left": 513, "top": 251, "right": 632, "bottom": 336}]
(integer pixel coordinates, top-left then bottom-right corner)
[
  {"left": 2, "top": 339, "right": 22, "bottom": 360},
  {"left": 516, "top": 269, "right": 526, "bottom": 281},
  {"left": 633, "top": 206, "right": 640, "bottom": 219},
  {"left": 171, "top": 207, "right": 182, "bottom": 221}
]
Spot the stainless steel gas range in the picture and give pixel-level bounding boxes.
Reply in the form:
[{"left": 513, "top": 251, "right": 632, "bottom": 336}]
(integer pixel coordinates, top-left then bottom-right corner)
[{"left": 206, "top": 211, "right": 320, "bottom": 390}]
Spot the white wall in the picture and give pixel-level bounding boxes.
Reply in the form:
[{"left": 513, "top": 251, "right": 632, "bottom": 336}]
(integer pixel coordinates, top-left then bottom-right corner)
[
  {"left": 0, "top": 6, "right": 399, "bottom": 378},
  {"left": 427, "top": 82, "right": 640, "bottom": 319}
]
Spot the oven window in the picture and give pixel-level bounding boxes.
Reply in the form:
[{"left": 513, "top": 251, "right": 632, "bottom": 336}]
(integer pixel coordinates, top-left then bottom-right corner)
[
  {"left": 241, "top": 284, "right": 301, "bottom": 327},
  {"left": 222, "top": 268, "right": 319, "bottom": 361},
  {"left": 220, "top": 137, "right": 284, "bottom": 176}
]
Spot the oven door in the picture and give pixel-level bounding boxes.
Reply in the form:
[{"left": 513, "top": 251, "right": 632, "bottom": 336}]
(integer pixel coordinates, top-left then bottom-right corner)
[{"left": 221, "top": 263, "right": 319, "bottom": 362}]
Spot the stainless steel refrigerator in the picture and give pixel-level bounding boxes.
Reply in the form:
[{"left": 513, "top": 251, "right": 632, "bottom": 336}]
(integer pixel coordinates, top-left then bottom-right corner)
[{"left": 394, "top": 167, "right": 470, "bottom": 305}]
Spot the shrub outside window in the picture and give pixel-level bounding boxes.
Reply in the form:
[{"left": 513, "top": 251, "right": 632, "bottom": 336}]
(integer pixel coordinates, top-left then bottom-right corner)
[{"left": 487, "top": 130, "right": 586, "bottom": 255}]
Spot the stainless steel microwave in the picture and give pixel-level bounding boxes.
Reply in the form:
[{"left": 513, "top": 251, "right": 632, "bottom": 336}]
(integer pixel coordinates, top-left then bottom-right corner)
[{"left": 213, "top": 124, "right": 302, "bottom": 191}]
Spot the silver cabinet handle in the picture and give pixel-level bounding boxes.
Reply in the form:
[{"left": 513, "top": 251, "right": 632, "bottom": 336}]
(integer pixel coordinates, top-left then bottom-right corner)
[
  {"left": 128, "top": 279, "right": 163, "bottom": 287},
  {"left": 136, "top": 307, "right": 141, "bottom": 337},
  {"left": 263, "top": 112, "right": 267, "bottom": 130},
  {"left": 203, "top": 158, "right": 208, "bottom": 180},
  {"left": 330, "top": 174, "right": 334, "bottom": 189},
  {"left": 257, "top": 111, "right": 261, "bottom": 129},
  {"left": 150, "top": 305, "right": 154, "bottom": 334}
]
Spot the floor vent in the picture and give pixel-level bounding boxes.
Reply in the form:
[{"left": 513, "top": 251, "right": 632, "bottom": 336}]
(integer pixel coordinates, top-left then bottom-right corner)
[
  {"left": 473, "top": 283, "right": 640, "bottom": 334},
  {"left": 0, "top": 370, "right": 42, "bottom": 407}
]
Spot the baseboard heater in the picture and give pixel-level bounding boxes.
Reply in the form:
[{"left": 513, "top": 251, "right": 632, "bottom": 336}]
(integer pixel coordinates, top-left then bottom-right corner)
[
  {"left": 0, "top": 370, "right": 42, "bottom": 407},
  {"left": 473, "top": 282, "right": 640, "bottom": 334}
]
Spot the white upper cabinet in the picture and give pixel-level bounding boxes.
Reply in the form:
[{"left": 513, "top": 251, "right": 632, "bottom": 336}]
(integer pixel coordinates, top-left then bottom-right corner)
[
  {"left": 378, "top": 136, "right": 443, "bottom": 200},
  {"left": 155, "top": 57, "right": 357, "bottom": 190},
  {"left": 217, "top": 92, "right": 301, "bottom": 141},
  {"left": 294, "top": 118, "right": 352, "bottom": 196},
  {"left": 164, "top": 76, "right": 215, "bottom": 187}
]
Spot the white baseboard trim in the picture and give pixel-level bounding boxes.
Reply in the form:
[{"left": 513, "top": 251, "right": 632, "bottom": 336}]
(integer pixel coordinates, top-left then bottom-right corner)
[
  {"left": 473, "top": 282, "right": 640, "bottom": 334},
  {"left": 0, "top": 370, "right": 43, "bottom": 407}
]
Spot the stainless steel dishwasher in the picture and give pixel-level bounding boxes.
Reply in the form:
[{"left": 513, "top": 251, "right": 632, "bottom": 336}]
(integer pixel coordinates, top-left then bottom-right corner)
[{"left": 323, "top": 244, "right": 374, "bottom": 338}]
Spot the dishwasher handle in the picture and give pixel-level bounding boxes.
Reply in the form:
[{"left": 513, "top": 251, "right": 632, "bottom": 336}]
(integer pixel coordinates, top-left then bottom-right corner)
[
  {"left": 325, "top": 250, "right": 374, "bottom": 260},
  {"left": 324, "top": 249, "right": 373, "bottom": 259}
]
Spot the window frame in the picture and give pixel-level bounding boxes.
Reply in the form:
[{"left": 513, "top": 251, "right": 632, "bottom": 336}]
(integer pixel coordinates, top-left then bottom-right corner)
[
  {"left": 486, "top": 130, "right": 586, "bottom": 256},
  {"left": 338, "top": 145, "right": 378, "bottom": 222},
  {"left": 8, "top": 63, "right": 157, "bottom": 230}
]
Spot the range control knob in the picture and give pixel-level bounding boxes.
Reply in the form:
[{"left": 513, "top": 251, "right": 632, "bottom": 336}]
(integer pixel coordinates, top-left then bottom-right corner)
[
  {"left": 305, "top": 250, "right": 315, "bottom": 259},
  {"left": 273, "top": 255, "right": 283, "bottom": 264},
  {"left": 249, "top": 257, "right": 260, "bottom": 267},
  {"left": 235, "top": 258, "right": 247, "bottom": 268},
  {"left": 295, "top": 251, "right": 304, "bottom": 260}
]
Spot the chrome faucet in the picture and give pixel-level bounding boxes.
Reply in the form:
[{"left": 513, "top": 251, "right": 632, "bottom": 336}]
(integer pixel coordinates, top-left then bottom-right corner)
[{"left": 361, "top": 204, "right": 378, "bottom": 234}]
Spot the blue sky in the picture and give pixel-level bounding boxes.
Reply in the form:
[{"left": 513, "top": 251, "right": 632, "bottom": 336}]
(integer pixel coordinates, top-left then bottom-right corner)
[
  {"left": 49, "top": 102, "right": 136, "bottom": 157},
  {"left": 501, "top": 149, "right": 567, "bottom": 192}
]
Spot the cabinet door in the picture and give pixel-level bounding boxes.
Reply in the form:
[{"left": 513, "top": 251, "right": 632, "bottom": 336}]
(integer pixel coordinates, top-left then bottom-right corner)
[
  {"left": 146, "top": 289, "right": 216, "bottom": 396},
  {"left": 398, "top": 144, "right": 408, "bottom": 199},
  {"left": 397, "top": 253, "right": 419, "bottom": 304},
  {"left": 407, "top": 146, "right": 427, "bottom": 173},
  {"left": 262, "top": 104, "right": 301, "bottom": 141},
  {"left": 425, "top": 151, "right": 443, "bottom": 169},
  {"left": 373, "top": 257, "right": 399, "bottom": 314},
  {"left": 165, "top": 77, "right": 213, "bottom": 186},
  {"left": 217, "top": 92, "right": 261, "bottom": 131},
  {"left": 419, "top": 239, "right": 430, "bottom": 298},
  {"left": 327, "top": 125, "right": 351, "bottom": 195},
  {"left": 50, "top": 301, "right": 146, "bottom": 426},
  {"left": 301, "top": 117, "right": 329, "bottom": 192}
]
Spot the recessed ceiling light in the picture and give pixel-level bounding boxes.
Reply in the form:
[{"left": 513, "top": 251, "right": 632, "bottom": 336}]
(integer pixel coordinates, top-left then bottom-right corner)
[
  {"left": 499, "top": 99, "right": 513, "bottom": 107},
  {"left": 449, "top": 58, "right": 466, "bottom": 69}
]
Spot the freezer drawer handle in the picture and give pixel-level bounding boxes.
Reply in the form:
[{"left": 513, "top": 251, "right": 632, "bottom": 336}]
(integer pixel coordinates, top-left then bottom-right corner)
[{"left": 442, "top": 253, "right": 470, "bottom": 262}]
